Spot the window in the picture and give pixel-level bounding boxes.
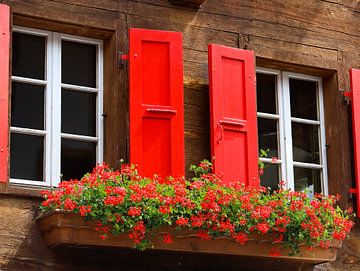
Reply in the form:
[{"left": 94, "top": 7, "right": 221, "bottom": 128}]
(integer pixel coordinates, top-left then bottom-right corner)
[
  {"left": 10, "top": 26, "right": 103, "bottom": 187},
  {"left": 257, "top": 68, "right": 328, "bottom": 196}
]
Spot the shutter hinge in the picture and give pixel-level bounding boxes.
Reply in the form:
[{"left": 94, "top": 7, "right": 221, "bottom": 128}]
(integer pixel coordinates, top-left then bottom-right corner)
[
  {"left": 349, "top": 188, "right": 357, "bottom": 194},
  {"left": 349, "top": 188, "right": 357, "bottom": 199},
  {"left": 118, "top": 52, "right": 128, "bottom": 69}
]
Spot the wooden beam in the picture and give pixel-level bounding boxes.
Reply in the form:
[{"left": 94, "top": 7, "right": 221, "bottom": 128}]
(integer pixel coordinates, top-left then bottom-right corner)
[{"left": 170, "top": 0, "right": 205, "bottom": 8}]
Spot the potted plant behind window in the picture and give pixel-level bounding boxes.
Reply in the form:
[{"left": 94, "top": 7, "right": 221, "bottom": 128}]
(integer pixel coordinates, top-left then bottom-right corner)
[{"left": 38, "top": 161, "right": 353, "bottom": 265}]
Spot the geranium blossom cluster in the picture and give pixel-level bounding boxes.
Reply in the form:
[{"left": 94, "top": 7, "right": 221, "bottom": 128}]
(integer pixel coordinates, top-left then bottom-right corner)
[{"left": 40, "top": 161, "right": 354, "bottom": 254}]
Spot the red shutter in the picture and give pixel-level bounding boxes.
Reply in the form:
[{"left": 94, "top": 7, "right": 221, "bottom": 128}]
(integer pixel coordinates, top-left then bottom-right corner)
[
  {"left": 208, "top": 44, "right": 258, "bottom": 185},
  {"left": 349, "top": 68, "right": 360, "bottom": 216},
  {"left": 129, "top": 28, "right": 184, "bottom": 178},
  {"left": 0, "top": 4, "right": 10, "bottom": 183}
]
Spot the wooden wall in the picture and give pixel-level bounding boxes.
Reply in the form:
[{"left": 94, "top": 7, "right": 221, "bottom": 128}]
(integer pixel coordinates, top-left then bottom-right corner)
[{"left": 1, "top": 0, "right": 360, "bottom": 270}]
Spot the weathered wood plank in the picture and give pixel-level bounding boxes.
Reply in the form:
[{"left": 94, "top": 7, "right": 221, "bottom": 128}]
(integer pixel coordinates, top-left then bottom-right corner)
[
  {"left": 112, "top": 15, "right": 129, "bottom": 166},
  {"left": 103, "top": 15, "right": 129, "bottom": 167},
  {"left": 252, "top": 0, "right": 360, "bottom": 34},
  {"left": 256, "top": 57, "right": 335, "bottom": 78},
  {"left": 184, "top": 85, "right": 210, "bottom": 176},
  {"left": 322, "top": 0, "right": 360, "bottom": 9},
  {"left": 137, "top": 0, "right": 360, "bottom": 30},
  {"left": 50, "top": 0, "right": 119, "bottom": 11},
  {"left": 323, "top": 73, "right": 352, "bottom": 208},
  {"left": 184, "top": 61, "right": 208, "bottom": 85},
  {"left": 4, "top": 0, "right": 118, "bottom": 30},
  {"left": 127, "top": 15, "right": 239, "bottom": 51},
  {"left": 249, "top": 36, "right": 339, "bottom": 70},
  {"left": 13, "top": 15, "right": 113, "bottom": 39},
  {"left": 126, "top": 1, "right": 360, "bottom": 55},
  {"left": 197, "top": 0, "right": 360, "bottom": 38}
]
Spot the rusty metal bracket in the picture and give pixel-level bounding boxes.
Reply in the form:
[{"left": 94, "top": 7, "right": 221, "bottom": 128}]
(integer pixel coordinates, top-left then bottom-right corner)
[{"left": 342, "top": 90, "right": 351, "bottom": 105}]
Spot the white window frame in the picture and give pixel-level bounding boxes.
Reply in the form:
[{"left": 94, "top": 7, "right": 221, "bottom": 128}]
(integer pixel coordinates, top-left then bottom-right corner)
[
  {"left": 10, "top": 26, "right": 103, "bottom": 187},
  {"left": 257, "top": 67, "right": 328, "bottom": 195}
]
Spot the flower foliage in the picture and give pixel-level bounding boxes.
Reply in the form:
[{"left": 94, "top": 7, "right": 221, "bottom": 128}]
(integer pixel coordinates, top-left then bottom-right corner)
[{"left": 40, "top": 161, "right": 354, "bottom": 255}]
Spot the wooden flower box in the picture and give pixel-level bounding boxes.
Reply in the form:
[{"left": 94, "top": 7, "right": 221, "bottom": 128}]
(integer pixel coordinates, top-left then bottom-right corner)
[{"left": 37, "top": 211, "right": 342, "bottom": 265}]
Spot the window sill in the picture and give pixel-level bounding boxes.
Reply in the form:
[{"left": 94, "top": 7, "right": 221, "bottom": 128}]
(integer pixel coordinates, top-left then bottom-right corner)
[{"left": 0, "top": 182, "right": 45, "bottom": 199}]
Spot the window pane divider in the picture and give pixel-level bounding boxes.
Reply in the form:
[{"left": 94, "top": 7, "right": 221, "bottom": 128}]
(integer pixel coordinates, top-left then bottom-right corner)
[
  {"left": 12, "top": 76, "right": 47, "bottom": 86},
  {"left": 61, "top": 83, "right": 99, "bottom": 93},
  {"left": 11, "top": 127, "right": 47, "bottom": 136},
  {"left": 256, "top": 67, "right": 287, "bottom": 187},
  {"left": 257, "top": 112, "right": 279, "bottom": 119},
  {"left": 293, "top": 161, "right": 324, "bottom": 169},
  {"left": 290, "top": 117, "right": 320, "bottom": 125},
  {"left": 61, "top": 133, "right": 99, "bottom": 142},
  {"left": 282, "top": 72, "right": 295, "bottom": 190},
  {"left": 259, "top": 157, "right": 282, "bottom": 164}
]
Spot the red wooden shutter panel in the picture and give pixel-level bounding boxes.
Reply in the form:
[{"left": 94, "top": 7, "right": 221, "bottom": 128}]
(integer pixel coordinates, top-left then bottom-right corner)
[
  {"left": 0, "top": 4, "right": 10, "bottom": 183},
  {"left": 129, "top": 28, "right": 184, "bottom": 178},
  {"left": 349, "top": 68, "right": 360, "bottom": 216},
  {"left": 208, "top": 44, "right": 258, "bottom": 185}
]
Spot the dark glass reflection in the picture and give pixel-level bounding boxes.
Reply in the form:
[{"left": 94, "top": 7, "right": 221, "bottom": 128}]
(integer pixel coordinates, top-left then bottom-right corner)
[
  {"left": 10, "top": 133, "right": 44, "bottom": 181},
  {"left": 12, "top": 32, "right": 45, "bottom": 80},
  {"left": 294, "top": 167, "right": 321, "bottom": 194},
  {"left": 11, "top": 82, "right": 44, "bottom": 130},
  {"left": 260, "top": 163, "right": 279, "bottom": 192},
  {"left": 290, "top": 79, "right": 318, "bottom": 120},
  {"left": 62, "top": 40, "right": 96, "bottom": 87},
  {"left": 292, "top": 122, "right": 320, "bottom": 164},
  {"left": 256, "top": 73, "right": 277, "bottom": 114},
  {"left": 61, "top": 139, "right": 96, "bottom": 180},
  {"left": 258, "top": 118, "right": 279, "bottom": 158},
  {"left": 61, "top": 89, "right": 96, "bottom": 136}
]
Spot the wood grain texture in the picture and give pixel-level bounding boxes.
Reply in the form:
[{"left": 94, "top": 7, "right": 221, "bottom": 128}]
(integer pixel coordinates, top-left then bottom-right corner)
[
  {"left": 3, "top": 0, "right": 118, "bottom": 30},
  {"left": 38, "top": 212, "right": 340, "bottom": 263},
  {"left": 1, "top": 0, "right": 360, "bottom": 270}
]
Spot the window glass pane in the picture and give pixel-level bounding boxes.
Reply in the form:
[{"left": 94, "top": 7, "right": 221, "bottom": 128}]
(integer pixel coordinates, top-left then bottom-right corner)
[
  {"left": 61, "top": 89, "right": 96, "bottom": 136},
  {"left": 292, "top": 122, "right": 320, "bottom": 164},
  {"left": 256, "top": 73, "right": 277, "bottom": 114},
  {"left": 62, "top": 40, "right": 97, "bottom": 87},
  {"left": 290, "top": 79, "right": 318, "bottom": 120},
  {"left": 260, "top": 163, "right": 279, "bottom": 192},
  {"left": 294, "top": 167, "right": 321, "bottom": 195},
  {"left": 10, "top": 133, "right": 44, "bottom": 181},
  {"left": 12, "top": 32, "right": 45, "bottom": 80},
  {"left": 258, "top": 118, "right": 279, "bottom": 158},
  {"left": 11, "top": 82, "right": 45, "bottom": 130},
  {"left": 61, "top": 139, "right": 96, "bottom": 180}
]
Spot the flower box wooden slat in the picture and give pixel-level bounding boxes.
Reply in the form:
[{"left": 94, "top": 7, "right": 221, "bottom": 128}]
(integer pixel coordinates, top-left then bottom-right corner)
[{"left": 38, "top": 212, "right": 341, "bottom": 265}]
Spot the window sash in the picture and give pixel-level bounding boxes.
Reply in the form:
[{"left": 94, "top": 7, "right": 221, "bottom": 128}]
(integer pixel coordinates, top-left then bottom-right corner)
[
  {"left": 10, "top": 26, "right": 103, "bottom": 187},
  {"left": 257, "top": 68, "right": 287, "bottom": 188},
  {"left": 256, "top": 68, "right": 328, "bottom": 195}
]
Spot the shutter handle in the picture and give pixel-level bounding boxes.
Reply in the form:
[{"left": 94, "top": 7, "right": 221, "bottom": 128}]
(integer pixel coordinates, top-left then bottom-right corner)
[
  {"left": 217, "top": 122, "right": 224, "bottom": 144},
  {"left": 219, "top": 120, "right": 245, "bottom": 127},
  {"left": 146, "top": 108, "right": 177, "bottom": 114}
]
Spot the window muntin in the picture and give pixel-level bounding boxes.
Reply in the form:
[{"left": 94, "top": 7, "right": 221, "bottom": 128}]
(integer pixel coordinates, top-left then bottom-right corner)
[
  {"left": 257, "top": 68, "right": 328, "bottom": 196},
  {"left": 10, "top": 26, "right": 103, "bottom": 187}
]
